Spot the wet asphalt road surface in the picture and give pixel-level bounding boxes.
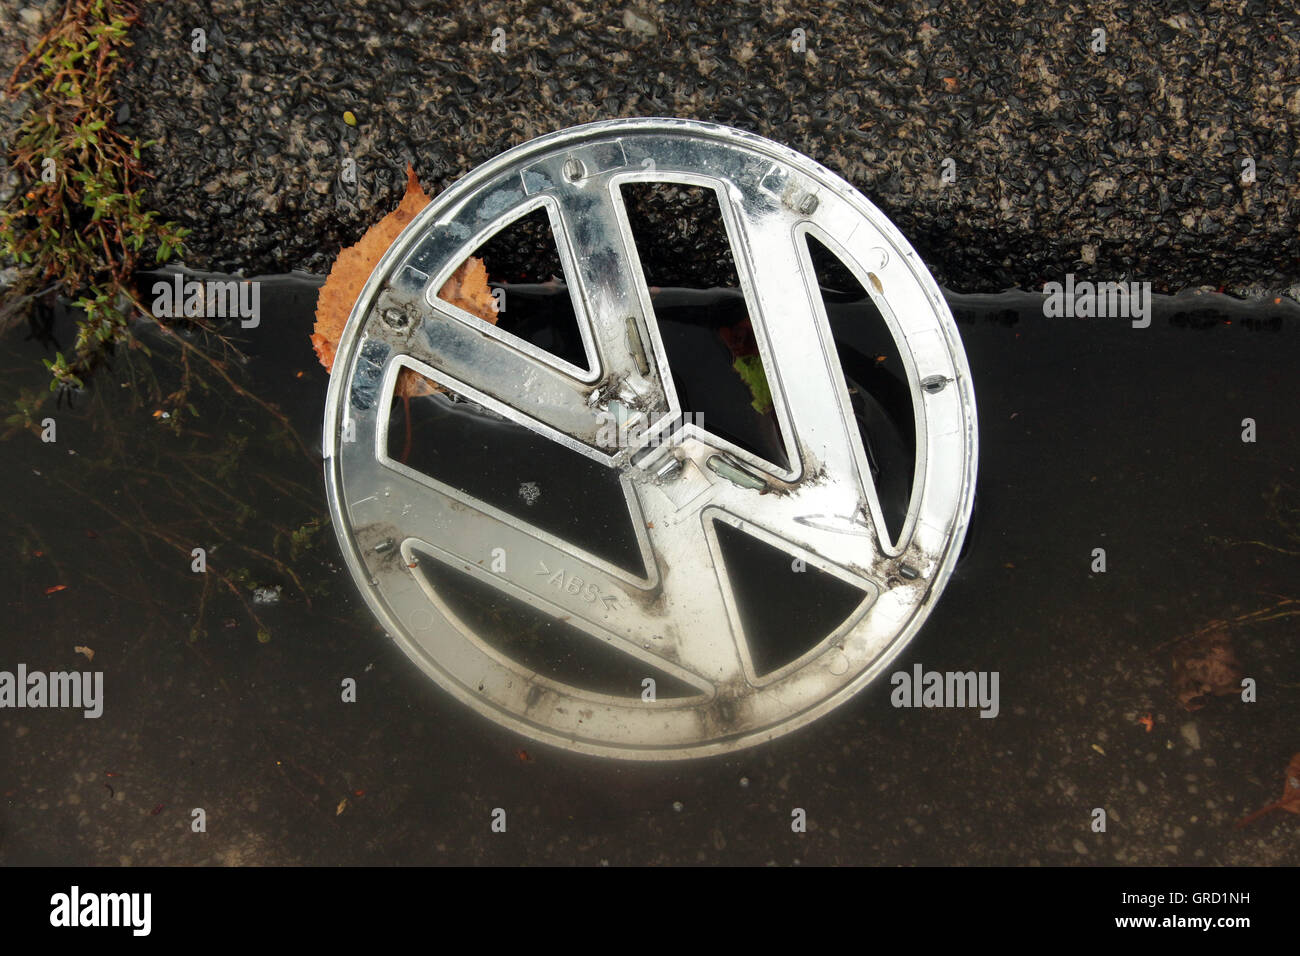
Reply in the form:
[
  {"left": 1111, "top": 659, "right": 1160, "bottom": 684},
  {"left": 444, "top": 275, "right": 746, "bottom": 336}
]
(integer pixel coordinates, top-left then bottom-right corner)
[{"left": 4, "top": 0, "right": 1296, "bottom": 297}]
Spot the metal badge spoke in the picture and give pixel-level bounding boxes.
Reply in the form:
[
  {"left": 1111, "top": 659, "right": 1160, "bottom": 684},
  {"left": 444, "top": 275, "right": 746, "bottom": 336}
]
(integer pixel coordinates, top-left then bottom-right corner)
[
  {"left": 323, "top": 119, "right": 978, "bottom": 759},
  {"left": 728, "top": 204, "right": 866, "bottom": 482},
  {"left": 398, "top": 311, "right": 605, "bottom": 456},
  {"left": 548, "top": 184, "right": 665, "bottom": 393}
]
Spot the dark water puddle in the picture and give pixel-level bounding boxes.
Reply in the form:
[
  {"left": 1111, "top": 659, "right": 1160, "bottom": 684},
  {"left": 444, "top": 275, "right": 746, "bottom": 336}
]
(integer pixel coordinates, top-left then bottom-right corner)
[{"left": 1, "top": 273, "right": 1297, "bottom": 865}]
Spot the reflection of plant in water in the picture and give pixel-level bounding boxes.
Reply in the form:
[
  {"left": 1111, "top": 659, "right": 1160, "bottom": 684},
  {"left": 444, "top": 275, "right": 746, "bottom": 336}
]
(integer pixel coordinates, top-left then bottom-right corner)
[
  {"left": 1160, "top": 482, "right": 1300, "bottom": 706},
  {"left": 277, "top": 516, "right": 329, "bottom": 563},
  {"left": 1212, "top": 480, "right": 1300, "bottom": 626},
  {"left": 3, "top": 337, "right": 339, "bottom": 645},
  {"left": 1222, "top": 481, "right": 1300, "bottom": 558}
]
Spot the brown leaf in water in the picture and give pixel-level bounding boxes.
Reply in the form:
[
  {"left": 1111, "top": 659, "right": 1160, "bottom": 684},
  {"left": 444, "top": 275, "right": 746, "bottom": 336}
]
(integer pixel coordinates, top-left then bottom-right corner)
[
  {"left": 311, "top": 165, "right": 498, "bottom": 397},
  {"left": 1170, "top": 624, "right": 1243, "bottom": 711},
  {"left": 312, "top": 165, "right": 429, "bottom": 373},
  {"left": 1235, "top": 753, "right": 1300, "bottom": 828},
  {"left": 439, "top": 255, "right": 494, "bottom": 322}
]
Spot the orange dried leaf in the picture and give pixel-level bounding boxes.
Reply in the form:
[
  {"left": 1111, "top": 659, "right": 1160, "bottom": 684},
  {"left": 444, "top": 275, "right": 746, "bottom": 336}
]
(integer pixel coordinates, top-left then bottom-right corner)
[
  {"left": 312, "top": 165, "right": 431, "bottom": 373},
  {"left": 313, "top": 166, "right": 498, "bottom": 404},
  {"left": 392, "top": 370, "right": 438, "bottom": 399},
  {"left": 439, "top": 256, "right": 496, "bottom": 322}
]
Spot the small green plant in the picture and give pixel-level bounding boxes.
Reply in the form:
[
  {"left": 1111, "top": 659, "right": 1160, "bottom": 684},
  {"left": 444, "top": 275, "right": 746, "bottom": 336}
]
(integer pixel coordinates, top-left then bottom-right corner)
[
  {"left": 732, "top": 353, "right": 774, "bottom": 414},
  {"left": 1, "top": 0, "right": 189, "bottom": 397},
  {"left": 278, "top": 516, "right": 329, "bottom": 562}
]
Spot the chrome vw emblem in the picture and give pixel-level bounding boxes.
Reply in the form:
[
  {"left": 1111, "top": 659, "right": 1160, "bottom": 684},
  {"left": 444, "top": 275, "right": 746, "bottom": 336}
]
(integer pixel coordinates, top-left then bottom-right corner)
[{"left": 323, "top": 119, "right": 977, "bottom": 759}]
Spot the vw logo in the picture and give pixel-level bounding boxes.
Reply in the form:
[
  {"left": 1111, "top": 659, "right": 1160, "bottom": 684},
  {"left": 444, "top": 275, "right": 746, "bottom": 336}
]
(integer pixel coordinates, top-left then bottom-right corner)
[{"left": 323, "top": 119, "right": 978, "bottom": 759}]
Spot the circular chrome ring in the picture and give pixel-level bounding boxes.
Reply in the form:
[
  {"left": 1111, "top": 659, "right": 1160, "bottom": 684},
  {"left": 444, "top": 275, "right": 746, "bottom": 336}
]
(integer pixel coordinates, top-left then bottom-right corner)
[{"left": 323, "top": 118, "right": 978, "bottom": 759}]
